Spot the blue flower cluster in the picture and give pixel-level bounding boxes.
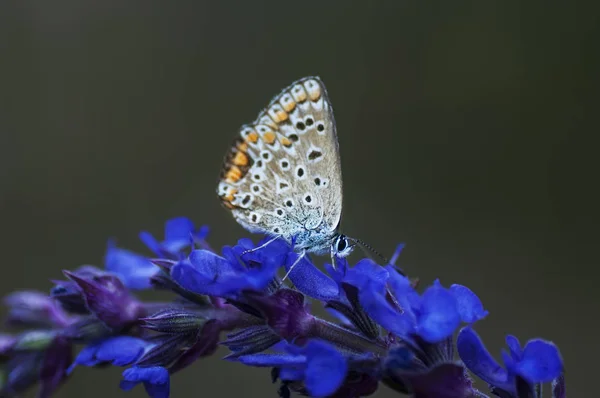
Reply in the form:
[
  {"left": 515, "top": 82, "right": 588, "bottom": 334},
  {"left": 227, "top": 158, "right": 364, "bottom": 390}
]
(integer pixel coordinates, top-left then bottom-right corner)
[{"left": 0, "top": 217, "right": 565, "bottom": 398}]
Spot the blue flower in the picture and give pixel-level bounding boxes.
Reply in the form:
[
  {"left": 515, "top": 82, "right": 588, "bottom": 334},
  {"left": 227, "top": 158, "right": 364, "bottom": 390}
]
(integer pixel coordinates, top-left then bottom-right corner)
[
  {"left": 237, "top": 340, "right": 348, "bottom": 397},
  {"left": 139, "top": 217, "right": 209, "bottom": 258},
  {"left": 457, "top": 327, "right": 564, "bottom": 397},
  {"left": 348, "top": 261, "right": 487, "bottom": 343},
  {"left": 120, "top": 366, "right": 170, "bottom": 398},
  {"left": 105, "top": 241, "right": 159, "bottom": 290},
  {"left": 0, "top": 220, "right": 567, "bottom": 398},
  {"left": 68, "top": 336, "right": 153, "bottom": 374},
  {"left": 170, "top": 238, "right": 287, "bottom": 297}
]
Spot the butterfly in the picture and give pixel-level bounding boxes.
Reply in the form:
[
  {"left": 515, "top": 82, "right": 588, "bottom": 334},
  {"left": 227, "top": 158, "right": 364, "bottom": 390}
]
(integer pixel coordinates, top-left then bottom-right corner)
[{"left": 217, "top": 77, "right": 357, "bottom": 267}]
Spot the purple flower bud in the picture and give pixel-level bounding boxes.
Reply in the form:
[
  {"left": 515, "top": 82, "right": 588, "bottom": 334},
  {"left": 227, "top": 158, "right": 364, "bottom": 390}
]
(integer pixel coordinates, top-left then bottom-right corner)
[
  {"left": 39, "top": 336, "right": 73, "bottom": 398},
  {"left": 243, "top": 289, "right": 314, "bottom": 342},
  {"left": 0, "top": 333, "right": 16, "bottom": 359},
  {"left": 141, "top": 309, "right": 205, "bottom": 334},
  {"left": 4, "top": 291, "right": 70, "bottom": 328},
  {"left": 64, "top": 271, "right": 143, "bottom": 330}
]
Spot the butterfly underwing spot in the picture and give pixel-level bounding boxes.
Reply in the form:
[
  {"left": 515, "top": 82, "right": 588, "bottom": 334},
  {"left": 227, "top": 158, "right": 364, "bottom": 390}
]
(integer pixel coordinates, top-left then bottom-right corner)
[
  {"left": 275, "top": 174, "right": 291, "bottom": 194},
  {"left": 291, "top": 84, "right": 308, "bottom": 103},
  {"left": 307, "top": 147, "right": 323, "bottom": 163},
  {"left": 268, "top": 104, "right": 289, "bottom": 124},
  {"left": 240, "top": 126, "right": 260, "bottom": 145},
  {"left": 256, "top": 125, "right": 280, "bottom": 149},
  {"left": 274, "top": 208, "right": 285, "bottom": 218},
  {"left": 250, "top": 212, "right": 260, "bottom": 223},
  {"left": 251, "top": 183, "right": 262, "bottom": 194},
  {"left": 313, "top": 176, "right": 329, "bottom": 188},
  {"left": 258, "top": 115, "right": 278, "bottom": 131},
  {"left": 316, "top": 121, "right": 326, "bottom": 135},
  {"left": 284, "top": 198, "right": 294, "bottom": 208},
  {"left": 238, "top": 193, "right": 254, "bottom": 209},
  {"left": 219, "top": 185, "right": 238, "bottom": 209},
  {"left": 303, "top": 79, "right": 322, "bottom": 101},
  {"left": 279, "top": 158, "right": 291, "bottom": 171},
  {"left": 273, "top": 227, "right": 281, "bottom": 234},
  {"left": 303, "top": 193, "right": 314, "bottom": 205},
  {"left": 295, "top": 121, "right": 306, "bottom": 131},
  {"left": 278, "top": 181, "right": 290, "bottom": 193},
  {"left": 260, "top": 150, "right": 273, "bottom": 162},
  {"left": 279, "top": 94, "right": 296, "bottom": 113},
  {"left": 295, "top": 165, "right": 306, "bottom": 180},
  {"left": 252, "top": 170, "right": 266, "bottom": 182},
  {"left": 304, "top": 116, "right": 314, "bottom": 128}
]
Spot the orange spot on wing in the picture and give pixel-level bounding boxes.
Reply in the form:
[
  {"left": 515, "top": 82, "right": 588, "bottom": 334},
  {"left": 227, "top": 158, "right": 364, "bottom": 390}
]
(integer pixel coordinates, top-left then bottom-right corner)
[
  {"left": 232, "top": 151, "right": 248, "bottom": 167},
  {"left": 276, "top": 110, "right": 288, "bottom": 122},
  {"left": 308, "top": 89, "right": 321, "bottom": 101},
  {"left": 282, "top": 100, "right": 296, "bottom": 112},
  {"left": 280, "top": 137, "right": 292, "bottom": 147},
  {"left": 237, "top": 142, "right": 248, "bottom": 152},
  {"left": 247, "top": 132, "right": 259, "bottom": 143},
  {"left": 295, "top": 90, "right": 307, "bottom": 103},
  {"left": 225, "top": 166, "right": 242, "bottom": 182},
  {"left": 263, "top": 131, "right": 276, "bottom": 144}
]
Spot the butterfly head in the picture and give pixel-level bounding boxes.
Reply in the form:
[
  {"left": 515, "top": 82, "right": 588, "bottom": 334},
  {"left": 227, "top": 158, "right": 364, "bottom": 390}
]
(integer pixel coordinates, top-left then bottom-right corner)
[{"left": 332, "top": 234, "right": 355, "bottom": 258}]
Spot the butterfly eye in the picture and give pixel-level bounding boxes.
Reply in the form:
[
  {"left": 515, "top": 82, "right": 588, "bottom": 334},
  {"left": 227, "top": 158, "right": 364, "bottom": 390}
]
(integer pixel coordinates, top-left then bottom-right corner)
[{"left": 334, "top": 235, "right": 353, "bottom": 257}]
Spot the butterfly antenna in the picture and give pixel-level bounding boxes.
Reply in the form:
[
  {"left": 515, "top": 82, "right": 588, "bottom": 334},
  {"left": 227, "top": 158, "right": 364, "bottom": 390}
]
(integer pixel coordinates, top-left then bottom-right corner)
[{"left": 350, "top": 238, "right": 388, "bottom": 264}]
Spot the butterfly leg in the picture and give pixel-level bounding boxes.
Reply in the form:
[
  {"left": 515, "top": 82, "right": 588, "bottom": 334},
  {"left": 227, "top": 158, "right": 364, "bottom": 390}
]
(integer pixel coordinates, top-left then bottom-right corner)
[
  {"left": 281, "top": 250, "right": 306, "bottom": 282},
  {"left": 240, "top": 236, "right": 280, "bottom": 258},
  {"left": 330, "top": 247, "right": 339, "bottom": 271}
]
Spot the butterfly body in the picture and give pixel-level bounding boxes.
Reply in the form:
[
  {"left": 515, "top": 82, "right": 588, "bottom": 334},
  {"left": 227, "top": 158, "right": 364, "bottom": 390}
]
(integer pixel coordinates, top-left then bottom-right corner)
[{"left": 217, "top": 77, "right": 353, "bottom": 259}]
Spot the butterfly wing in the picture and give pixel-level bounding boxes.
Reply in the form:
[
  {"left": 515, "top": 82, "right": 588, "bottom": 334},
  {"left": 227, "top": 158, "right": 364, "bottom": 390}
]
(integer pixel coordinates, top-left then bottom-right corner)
[{"left": 217, "top": 77, "right": 343, "bottom": 247}]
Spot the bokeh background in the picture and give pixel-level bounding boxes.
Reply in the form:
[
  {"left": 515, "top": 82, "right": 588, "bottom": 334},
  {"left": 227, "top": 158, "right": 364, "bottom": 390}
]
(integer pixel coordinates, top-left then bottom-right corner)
[{"left": 1, "top": 1, "right": 597, "bottom": 397}]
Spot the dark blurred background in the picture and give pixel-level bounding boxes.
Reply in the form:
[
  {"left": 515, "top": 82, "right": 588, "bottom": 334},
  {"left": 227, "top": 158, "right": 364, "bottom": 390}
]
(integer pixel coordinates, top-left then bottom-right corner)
[{"left": 1, "top": 1, "right": 598, "bottom": 397}]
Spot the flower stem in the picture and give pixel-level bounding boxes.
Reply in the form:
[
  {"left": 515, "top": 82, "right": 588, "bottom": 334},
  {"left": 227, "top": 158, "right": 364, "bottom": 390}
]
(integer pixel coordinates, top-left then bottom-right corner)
[{"left": 311, "top": 318, "right": 387, "bottom": 356}]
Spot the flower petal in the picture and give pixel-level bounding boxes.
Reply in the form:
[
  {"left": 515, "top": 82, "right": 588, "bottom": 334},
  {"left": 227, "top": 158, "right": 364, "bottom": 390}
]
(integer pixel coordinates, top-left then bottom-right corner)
[
  {"left": 515, "top": 339, "right": 563, "bottom": 383},
  {"left": 171, "top": 260, "right": 223, "bottom": 296},
  {"left": 164, "top": 217, "right": 195, "bottom": 242},
  {"left": 304, "top": 341, "right": 347, "bottom": 397},
  {"left": 358, "top": 280, "right": 415, "bottom": 339},
  {"left": 69, "top": 336, "right": 151, "bottom": 373},
  {"left": 139, "top": 231, "right": 163, "bottom": 257},
  {"left": 105, "top": 243, "right": 158, "bottom": 290},
  {"left": 457, "top": 327, "right": 511, "bottom": 391},
  {"left": 120, "top": 366, "right": 170, "bottom": 398},
  {"left": 240, "top": 237, "right": 290, "bottom": 270},
  {"left": 285, "top": 253, "right": 339, "bottom": 301},
  {"left": 188, "top": 249, "right": 236, "bottom": 277},
  {"left": 417, "top": 280, "right": 460, "bottom": 342},
  {"left": 449, "top": 284, "right": 488, "bottom": 323},
  {"left": 343, "top": 259, "right": 388, "bottom": 291},
  {"left": 505, "top": 335, "right": 522, "bottom": 361}
]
